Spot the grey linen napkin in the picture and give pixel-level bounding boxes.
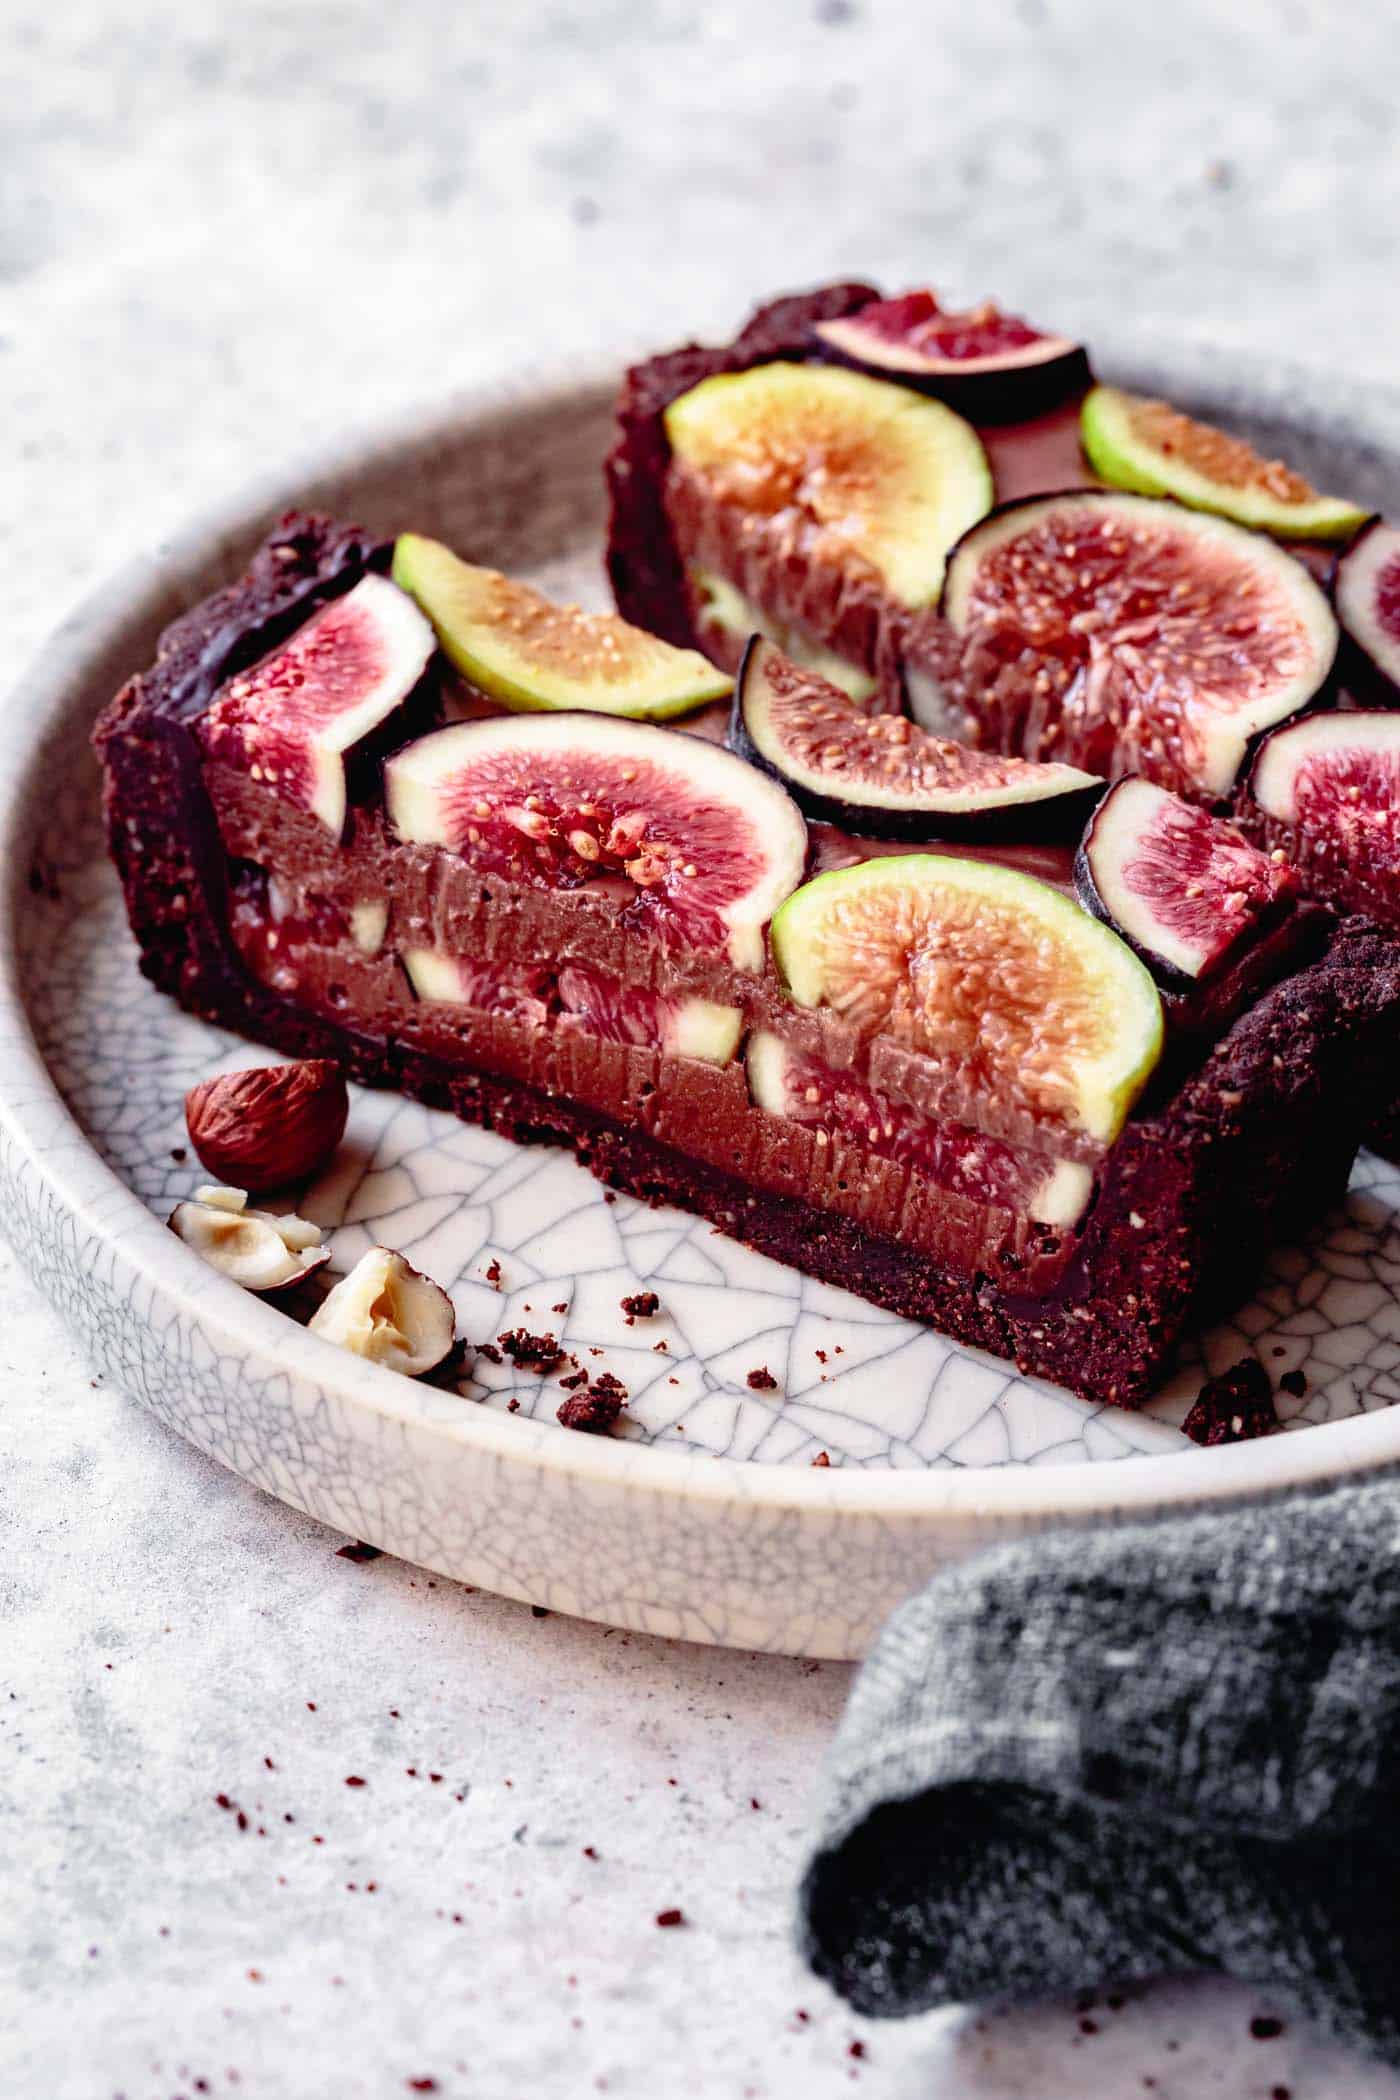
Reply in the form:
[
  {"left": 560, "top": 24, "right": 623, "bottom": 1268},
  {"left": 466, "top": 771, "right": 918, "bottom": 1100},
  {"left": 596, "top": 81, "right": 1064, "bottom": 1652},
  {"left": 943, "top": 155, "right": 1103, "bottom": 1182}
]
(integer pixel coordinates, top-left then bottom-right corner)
[{"left": 798, "top": 1478, "right": 1400, "bottom": 2063}]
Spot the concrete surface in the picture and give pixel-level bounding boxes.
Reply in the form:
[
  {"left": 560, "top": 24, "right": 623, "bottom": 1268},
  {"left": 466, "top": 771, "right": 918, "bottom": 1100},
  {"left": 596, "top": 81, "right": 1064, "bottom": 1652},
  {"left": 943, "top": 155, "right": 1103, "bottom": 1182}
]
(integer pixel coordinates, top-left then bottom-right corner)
[{"left": 7, "top": 1, "right": 1400, "bottom": 2093}]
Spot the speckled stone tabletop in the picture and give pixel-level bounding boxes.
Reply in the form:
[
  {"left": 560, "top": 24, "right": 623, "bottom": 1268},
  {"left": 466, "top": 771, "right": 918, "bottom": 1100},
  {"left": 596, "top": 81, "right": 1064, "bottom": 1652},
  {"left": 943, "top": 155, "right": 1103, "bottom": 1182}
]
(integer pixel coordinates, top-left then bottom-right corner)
[{"left": 7, "top": 3, "right": 1400, "bottom": 2094}]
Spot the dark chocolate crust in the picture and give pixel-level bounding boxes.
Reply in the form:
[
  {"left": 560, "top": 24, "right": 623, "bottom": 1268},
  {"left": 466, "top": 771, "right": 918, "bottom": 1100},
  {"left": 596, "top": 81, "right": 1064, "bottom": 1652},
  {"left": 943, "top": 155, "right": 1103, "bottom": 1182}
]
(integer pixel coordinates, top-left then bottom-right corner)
[
  {"left": 94, "top": 518, "right": 1400, "bottom": 1410},
  {"left": 604, "top": 281, "right": 880, "bottom": 649}
]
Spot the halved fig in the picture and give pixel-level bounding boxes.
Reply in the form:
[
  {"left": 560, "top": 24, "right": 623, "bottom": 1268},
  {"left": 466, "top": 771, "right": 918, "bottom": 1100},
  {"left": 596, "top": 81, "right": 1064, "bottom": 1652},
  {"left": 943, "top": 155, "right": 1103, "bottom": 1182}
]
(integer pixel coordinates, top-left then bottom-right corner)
[
  {"left": 391, "top": 534, "right": 731, "bottom": 719},
  {"left": 663, "top": 362, "right": 992, "bottom": 608},
  {"left": 198, "top": 574, "right": 435, "bottom": 836},
  {"left": 1075, "top": 776, "right": 1296, "bottom": 987},
  {"left": 747, "top": 1029, "right": 1093, "bottom": 1227},
  {"left": 384, "top": 713, "right": 807, "bottom": 971},
  {"left": 1334, "top": 519, "right": 1400, "bottom": 700},
  {"left": 690, "top": 569, "right": 875, "bottom": 701},
  {"left": 812, "top": 291, "right": 1090, "bottom": 422},
  {"left": 1249, "top": 713, "right": 1400, "bottom": 913},
  {"left": 929, "top": 491, "right": 1339, "bottom": 798},
  {"left": 769, "top": 855, "right": 1162, "bottom": 1145},
  {"left": 1081, "top": 387, "right": 1370, "bottom": 542},
  {"left": 732, "top": 636, "right": 1103, "bottom": 840}
]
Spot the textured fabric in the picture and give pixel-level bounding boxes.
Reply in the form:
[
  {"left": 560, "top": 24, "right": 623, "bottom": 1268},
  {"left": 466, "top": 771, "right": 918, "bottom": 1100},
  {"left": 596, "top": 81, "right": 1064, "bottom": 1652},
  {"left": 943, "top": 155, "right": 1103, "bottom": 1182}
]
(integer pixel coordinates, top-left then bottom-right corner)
[{"left": 799, "top": 1479, "right": 1400, "bottom": 2062}]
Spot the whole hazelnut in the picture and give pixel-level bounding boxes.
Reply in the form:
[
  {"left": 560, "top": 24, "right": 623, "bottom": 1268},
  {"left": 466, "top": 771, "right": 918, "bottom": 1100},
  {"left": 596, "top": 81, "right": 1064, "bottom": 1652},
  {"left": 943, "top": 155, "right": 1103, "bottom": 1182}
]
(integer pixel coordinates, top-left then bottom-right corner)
[{"left": 185, "top": 1060, "right": 348, "bottom": 1193}]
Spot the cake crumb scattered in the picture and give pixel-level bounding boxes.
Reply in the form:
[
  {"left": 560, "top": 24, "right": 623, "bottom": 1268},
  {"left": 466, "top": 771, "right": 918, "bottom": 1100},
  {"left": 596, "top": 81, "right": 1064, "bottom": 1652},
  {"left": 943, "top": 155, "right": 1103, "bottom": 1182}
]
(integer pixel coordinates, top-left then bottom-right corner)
[
  {"left": 621, "top": 1291, "right": 660, "bottom": 1323},
  {"left": 746, "top": 1367, "right": 778, "bottom": 1392},
  {"left": 1278, "top": 1368, "right": 1307, "bottom": 1399},
  {"left": 655, "top": 1907, "right": 686, "bottom": 1928},
  {"left": 812, "top": 1451, "right": 831, "bottom": 1467},
  {"left": 483, "top": 1259, "right": 502, "bottom": 1288},
  {"left": 1183, "top": 1357, "right": 1278, "bottom": 1446},
  {"left": 558, "top": 1373, "right": 628, "bottom": 1436},
  {"left": 497, "top": 1329, "right": 563, "bottom": 1372}
]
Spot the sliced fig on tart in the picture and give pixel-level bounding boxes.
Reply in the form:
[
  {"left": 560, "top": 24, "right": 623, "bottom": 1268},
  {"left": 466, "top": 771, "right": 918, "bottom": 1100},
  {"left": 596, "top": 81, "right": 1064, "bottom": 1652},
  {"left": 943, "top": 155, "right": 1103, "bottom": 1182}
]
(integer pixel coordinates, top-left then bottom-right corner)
[
  {"left": 1334, "top": 519, "right": 1400, "bottom": 701},
  {"left": 384, "top": 712, "right": 808, "bottom": 971},
  {"left": 811, "top": 290, "right": 1090, "bottom": 422},
  {"left": 197, "top": 573, "right": 436, "bottom": 837},
  {"left": 1081, "top": 386, "right": 1370, "bottom": 542},
  {"left": 391, "top": 535, "right": 732, "bottom": 719},
  {"left": 663, "top": 361, "right": 993, "bottom": 609},
  {"left": 746, "top": 1029, "right": 1093, "bottom": 1227},
  {"left": 769, "top": 855, "right": 1162, "bottom": 1146},
  {"left": 924, "top": 491, "right": 1339, "bottom": 799},
  {"left": 1248, "top": 712, "right": 1400, "bottom": 912},
  {"left": 1075, "top": 776, "right": 1296, "bottom": 988},
  {"left": 732, "top": 636, "right": 1102, "bottom": 839}
]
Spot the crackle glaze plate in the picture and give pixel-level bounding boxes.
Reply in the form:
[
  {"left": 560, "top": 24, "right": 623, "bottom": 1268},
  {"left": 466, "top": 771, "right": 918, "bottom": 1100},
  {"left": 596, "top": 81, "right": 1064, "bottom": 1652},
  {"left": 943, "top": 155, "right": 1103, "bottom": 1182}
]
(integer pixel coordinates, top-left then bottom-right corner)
[{"left": 8, "top": 338, "right": 1400, "bottom": 1659}]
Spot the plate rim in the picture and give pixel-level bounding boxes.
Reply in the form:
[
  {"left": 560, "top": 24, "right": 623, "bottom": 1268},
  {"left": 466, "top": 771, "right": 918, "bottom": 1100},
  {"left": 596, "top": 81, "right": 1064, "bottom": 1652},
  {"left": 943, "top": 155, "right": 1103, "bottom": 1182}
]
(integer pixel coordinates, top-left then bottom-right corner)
[{"left": 8, "top": 335, "right": 1400, "bottom": 1530}]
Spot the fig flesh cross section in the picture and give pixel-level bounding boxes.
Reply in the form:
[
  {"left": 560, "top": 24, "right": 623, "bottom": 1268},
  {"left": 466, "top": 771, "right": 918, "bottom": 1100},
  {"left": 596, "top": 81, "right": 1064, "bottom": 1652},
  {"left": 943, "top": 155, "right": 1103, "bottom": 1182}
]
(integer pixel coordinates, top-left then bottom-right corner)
[
  {"left": 384, "top": 712, "right": 808, "bottom": 971},
  {"left": 769, "top": 854, "right": 1162, "bottom": 1145},
  {"left": 663, "top": 361, "right": 992, "bottom": 609},
  {"left": 929, "top": 491, "right": 1339, "bottom": 799},
  {"left": 198, "top": 573, "right": 435, "bottom": 837},
  {"left": 392, "top": 534, "right": 733, "bottom": 719}
]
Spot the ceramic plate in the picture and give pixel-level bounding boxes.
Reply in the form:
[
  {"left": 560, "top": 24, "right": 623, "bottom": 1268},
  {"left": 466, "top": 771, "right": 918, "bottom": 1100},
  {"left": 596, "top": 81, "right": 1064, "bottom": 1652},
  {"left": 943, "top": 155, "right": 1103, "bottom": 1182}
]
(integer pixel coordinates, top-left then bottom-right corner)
[{"left": 7, "top": 338, "right": 1400, "bottom": 1659}]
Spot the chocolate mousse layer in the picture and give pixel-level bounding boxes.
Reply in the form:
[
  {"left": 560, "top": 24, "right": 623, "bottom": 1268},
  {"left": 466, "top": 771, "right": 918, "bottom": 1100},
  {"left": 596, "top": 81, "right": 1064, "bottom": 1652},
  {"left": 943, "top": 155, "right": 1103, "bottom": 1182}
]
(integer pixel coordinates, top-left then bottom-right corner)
[{"left": 94, "top": 513, "right": 1400, "bottom": 1408}]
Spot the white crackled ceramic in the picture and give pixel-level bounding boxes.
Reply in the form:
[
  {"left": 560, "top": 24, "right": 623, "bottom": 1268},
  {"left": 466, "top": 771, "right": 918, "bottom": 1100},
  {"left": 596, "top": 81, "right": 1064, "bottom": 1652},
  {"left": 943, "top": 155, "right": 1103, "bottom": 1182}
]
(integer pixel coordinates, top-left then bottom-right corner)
[{"left": 7, "top": 339, "right": 1400, "bottom": 1659}]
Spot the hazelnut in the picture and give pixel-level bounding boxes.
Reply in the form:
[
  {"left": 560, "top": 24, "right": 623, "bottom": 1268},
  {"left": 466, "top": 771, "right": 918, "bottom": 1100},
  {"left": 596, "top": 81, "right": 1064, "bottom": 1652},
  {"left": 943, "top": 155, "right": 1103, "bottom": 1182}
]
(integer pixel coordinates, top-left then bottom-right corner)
[
  {"left": 185, "top": 1060, "right": 348, "bottom": 1193},
  {"left": 170, "top": 1191, "right": 330, "bottom": 1292},
  {"left": 308, "top": 1247, "right": 456, "bottom": 1377}
]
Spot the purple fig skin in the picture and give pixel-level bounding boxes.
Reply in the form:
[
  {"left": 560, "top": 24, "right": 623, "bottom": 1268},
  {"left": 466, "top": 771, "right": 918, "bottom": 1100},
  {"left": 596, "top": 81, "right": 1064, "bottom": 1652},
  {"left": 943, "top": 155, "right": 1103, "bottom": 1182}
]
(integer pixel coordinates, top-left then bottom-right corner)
[
  {"left": 809, "top": 322, "right": 1092, "bottom": 424},
  {"left": 728, "top": 636, "right": 1106, "bottom": 845},
  {"left": 1331, "top": 516, "right": 1400, "bottom": 706},
  {"left": 1074, "top": 778, "right": 1298, "bottom": 995}
]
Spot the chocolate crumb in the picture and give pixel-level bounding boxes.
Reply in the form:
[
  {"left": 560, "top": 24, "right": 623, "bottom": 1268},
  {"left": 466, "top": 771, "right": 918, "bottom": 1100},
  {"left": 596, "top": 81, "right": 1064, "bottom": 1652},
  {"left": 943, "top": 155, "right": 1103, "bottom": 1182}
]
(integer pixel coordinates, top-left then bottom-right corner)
[
  {"left": 558, "top": 1374, "right": 627, "bottom": 1436},
  {"left": 1251, "top": 2015, "right": 1285, "bottom": 2040},
  {"left": 1278, "top": 1368, "right": 1307, "bottom": 1398},
  {"left": 406, "top": 2082, "right": 439, "bottom": 2094},
  {"left": 655, "top": 1907, "right": 686, "bottom": 1928},
  {"left": 344, "top": 1775, "right": 367, "bottom": 1789},
  {"left": 484, "top": 1259, "right": 502, "bottom": 1287},
  {"left": 848, "top": 2041, "right": 866, "bottom": 2060},
  {"left": 559, "top": 1368, "right": 588, "bottom": 1389},
  {"left": 603, "top": 1190, "right": 617, "bottom": 1204},
  {"left": 475, "top": 1342, "right": 503, "bottom": 1365},
  {"left": 1183, "top": 1357, "right": 1278, "bottom": 1446},
  {"left": 620, "top": 1291, "right": 660, "bottom": 1322},
  {"left": 582, "top": 1845, "right": 599, "bottom": 1860},
  {"left": 812, "top": 1451, "right": 831, "bottom": 1467},
  {"left": 746, "top": 1367, "right": 778, "bottom": 1391},
  {"left": 497, "top": 1328, "right": 562, "bottom": 1372},
  {"left": 507, "top": 1397, "right": 520, "bottom": 1413},
  {"left": 336, "top": 1540, "right": 383, "bottom": 1563},
  {"left": 170, "top": 1145, "right": 188, "bottom": 1163}
]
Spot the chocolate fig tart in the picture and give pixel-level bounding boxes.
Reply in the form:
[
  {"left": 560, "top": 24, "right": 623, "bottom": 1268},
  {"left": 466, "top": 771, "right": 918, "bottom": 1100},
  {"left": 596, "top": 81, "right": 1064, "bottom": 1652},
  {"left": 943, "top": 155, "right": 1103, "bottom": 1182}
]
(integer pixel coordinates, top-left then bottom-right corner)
[{"left": 94, "top": 506, "right": 1400, "bottom": 1411}]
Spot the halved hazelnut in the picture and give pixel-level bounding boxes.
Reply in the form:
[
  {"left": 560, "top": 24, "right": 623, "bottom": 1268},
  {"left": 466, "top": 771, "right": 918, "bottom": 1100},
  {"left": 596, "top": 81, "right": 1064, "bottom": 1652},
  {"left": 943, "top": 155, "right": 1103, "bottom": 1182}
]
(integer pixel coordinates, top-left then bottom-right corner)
[
  {"left": 308, "top": 1247, "right": 456, "bottom": 1376},
  {"left": 185, "top": 1060, "right": 349, "bottom": 1194},
  {"left": 170, "top": 1194, "right": 330, "bottom": 1292}
]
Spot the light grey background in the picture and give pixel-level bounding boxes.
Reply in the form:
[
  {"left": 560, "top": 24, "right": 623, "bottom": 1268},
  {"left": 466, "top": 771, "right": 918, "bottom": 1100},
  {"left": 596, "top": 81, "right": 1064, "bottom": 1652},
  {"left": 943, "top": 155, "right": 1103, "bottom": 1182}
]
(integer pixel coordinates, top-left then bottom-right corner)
[{"left": 6, "top": 2, "right": 1400, "bottom": 2094}]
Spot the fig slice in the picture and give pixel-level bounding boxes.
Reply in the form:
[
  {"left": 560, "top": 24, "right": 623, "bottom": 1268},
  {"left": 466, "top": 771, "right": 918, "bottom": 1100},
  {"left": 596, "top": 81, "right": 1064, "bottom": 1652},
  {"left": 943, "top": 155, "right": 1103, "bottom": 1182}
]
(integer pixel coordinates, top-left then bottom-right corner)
[
  {"left": 384, "top": 712, "right": 808, "bottom": 971},
  {"left": 1075, "top": 776, "right": 1296, "bottom": 987},
  {"left": 1248, "top": 712, "right": 1400, "bottom": 914},
  {"left": 769, "top": 855, "right": 1162, "bottom": 1145},
  {"left": 929, "top": 491, "right": 1339, "bottom": 799},
  {"left": 732, "top": 636, "right": 1103, "bottom": 840},
  {"left": 1081, "top": 386, "right": 1370, "bottom": 542},
  {"left": 812, "top": 290, "right": 1090, "bottom": 422},
  {"left": 198, "top": 574, "right": 435, "bottom": 837},
  {"left": 747, "top": 1029, "right": 1093, "bottom": 1227},
  {"left": 663, "top": 361, "right": 992, "bottom": 609},
  {"left": 391, "top": 534, "right": 732, "bottom": 719},
  {"left": 1334, "top": 519, "right": 1400, "bottom": 700}
]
